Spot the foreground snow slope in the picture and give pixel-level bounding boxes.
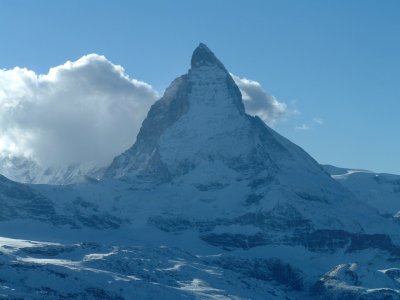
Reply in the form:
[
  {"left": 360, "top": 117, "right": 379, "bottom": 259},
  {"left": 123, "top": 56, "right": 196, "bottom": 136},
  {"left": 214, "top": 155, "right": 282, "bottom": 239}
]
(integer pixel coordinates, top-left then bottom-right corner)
[
  {"left": 1, "top": 44, "right": 399, "bottom": 299},
  {"left": 1, "top": 236, "right": 296, "bottom": 300}
]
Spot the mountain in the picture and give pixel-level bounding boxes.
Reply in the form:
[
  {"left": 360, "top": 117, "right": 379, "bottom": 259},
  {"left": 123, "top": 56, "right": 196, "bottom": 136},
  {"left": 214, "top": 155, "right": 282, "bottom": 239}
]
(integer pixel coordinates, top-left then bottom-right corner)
[
  {"left": 323, "top": 165, "right": 400, "bottom": 218},
  {"left": 1, "top": 44, "right": 400, "bottom": 299},
  {"left": 0, "top": 155, "right": 105, "bottom": 185},
  {"left": 104, "top": 43, "right": 385, "bottom": 233}
]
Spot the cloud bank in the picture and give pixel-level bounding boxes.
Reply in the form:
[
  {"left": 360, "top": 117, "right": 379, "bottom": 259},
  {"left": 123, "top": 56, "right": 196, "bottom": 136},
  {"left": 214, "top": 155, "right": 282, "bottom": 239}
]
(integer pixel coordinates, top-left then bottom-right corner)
[
  {"left": 231, "top": 74, "right": 288, "bottom": 126},
  {"left": 0, "top": 54, "right": 158, "bottom": 167}
]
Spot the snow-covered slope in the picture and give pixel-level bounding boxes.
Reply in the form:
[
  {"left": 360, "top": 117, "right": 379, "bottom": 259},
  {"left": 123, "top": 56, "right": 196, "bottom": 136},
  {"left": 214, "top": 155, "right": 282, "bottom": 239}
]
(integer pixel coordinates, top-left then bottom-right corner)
[
  {"left": 0, "top": 155, "right": 105, "bottom": 185},
  {"left": 1, "top": 44, "right": 400, "bottom": 299},
  {"left": 0, "top": 175, "right": 58, "bottom": 223},
  {"left": 323, "top": 165, "right": 400, "bottom": 217},
  {"left": 0, "top": 235, "right": 301, "bottom": 300}
]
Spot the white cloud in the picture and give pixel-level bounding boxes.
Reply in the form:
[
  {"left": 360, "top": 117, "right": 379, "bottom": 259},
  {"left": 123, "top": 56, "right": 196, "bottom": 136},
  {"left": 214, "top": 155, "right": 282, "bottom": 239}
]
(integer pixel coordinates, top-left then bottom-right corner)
[
  {"left": 313, "top": 117, "right": 323, "bottom": 125},
  {"left": 231, "top": 74, "right": 288, "bottom": 126},
  {"left": 295, "top": 124, "right": 310, "bottom": 131},
  {"left": 295, "top": 117, "right": 323, "bottom": 131},
  {"left": 0, "top": 54, "right": 158, "bottom": 167}
]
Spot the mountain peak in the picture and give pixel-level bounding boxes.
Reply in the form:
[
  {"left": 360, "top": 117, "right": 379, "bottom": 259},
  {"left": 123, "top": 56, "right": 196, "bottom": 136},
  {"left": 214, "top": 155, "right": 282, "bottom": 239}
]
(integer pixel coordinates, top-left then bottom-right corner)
[
  {"left": 191, "top": 43, "right": 225, "bottom": 69},
  {"left": 105, "top": 44, "right": 325, "bottom": 188}
]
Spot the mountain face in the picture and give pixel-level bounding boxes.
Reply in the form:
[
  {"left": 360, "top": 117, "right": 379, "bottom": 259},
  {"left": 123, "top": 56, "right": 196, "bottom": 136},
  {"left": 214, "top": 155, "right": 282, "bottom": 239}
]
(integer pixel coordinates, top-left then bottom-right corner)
[
  {"left": 1, "top": 44, "right": 400, "bottom": 299},
  {"left": 106, "top": 43, "right": 319, "bottom": 183}
]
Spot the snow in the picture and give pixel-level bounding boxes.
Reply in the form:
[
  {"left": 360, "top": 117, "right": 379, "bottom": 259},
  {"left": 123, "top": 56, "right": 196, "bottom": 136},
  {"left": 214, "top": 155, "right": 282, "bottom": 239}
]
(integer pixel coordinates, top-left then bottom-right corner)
[
  {"left": 0, "top": 155, "right": 105, "bottom": 185},
  {"left": 0, "top": 237, "right": 61, "bottom": 254},
  {"left": 324, "top": 165, "right": 400, "bottom": 215},
  {"left": 0, "top": 235, "right": 292, "bottom": 299}
]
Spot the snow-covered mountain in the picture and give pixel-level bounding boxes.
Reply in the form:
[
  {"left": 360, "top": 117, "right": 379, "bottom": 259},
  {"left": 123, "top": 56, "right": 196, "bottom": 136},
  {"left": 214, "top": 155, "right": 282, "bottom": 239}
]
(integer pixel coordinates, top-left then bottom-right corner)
[
  {"left": 324, "top": 164, "right": 400, "bottom": 218},
  {"left": 104, "top": 43, "right": 388, "bottom": 233},
  {"left": 1, "top": 44, "right": 400, "bottom": 299},
  {"left": 0, "top": 155, "right": 105, "bottom": 185}
]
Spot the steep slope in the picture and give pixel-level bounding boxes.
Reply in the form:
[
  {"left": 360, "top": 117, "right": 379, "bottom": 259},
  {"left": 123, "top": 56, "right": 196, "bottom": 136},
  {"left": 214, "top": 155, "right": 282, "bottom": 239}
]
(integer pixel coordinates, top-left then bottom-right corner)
[{"left": 0, "top": 175, "right": 58, "bottom": 223}]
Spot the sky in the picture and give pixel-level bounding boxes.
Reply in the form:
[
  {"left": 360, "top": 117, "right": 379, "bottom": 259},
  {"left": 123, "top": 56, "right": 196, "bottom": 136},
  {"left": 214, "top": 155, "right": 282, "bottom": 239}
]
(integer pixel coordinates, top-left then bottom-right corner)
[{"left": 0, "top": 0, "right": 399, "bottom": 174}]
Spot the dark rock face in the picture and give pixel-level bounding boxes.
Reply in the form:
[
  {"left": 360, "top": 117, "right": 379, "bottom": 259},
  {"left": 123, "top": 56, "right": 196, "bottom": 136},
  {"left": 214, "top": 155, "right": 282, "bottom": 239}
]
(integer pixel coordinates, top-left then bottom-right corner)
[
  {"left": 191, "top": 43, "right": 226, "bottom": 69},
  {"left": 147, "top": 204, "right": 400, "bottom": 258},
  {"left": 234, "top": 205, "right": 312, "bottom": 231},
  {"left": 148, "top": 216, "right": 196, "bottom": 232},
  {"left": 21, "top": 244, "right": 77, "bottom": 257},
  {"left": 200, "top": 232, "right": 270, "bottom": 249},
  {"left": 215, "top": 256, "right": 304, "bottom": 291},
  {"left": 73, "top": 212, "right": 122, "bottom": 229},
  {"left": 0, "top": 175, "right": 58, "bottom": 223},
  {"left": 293, "top": 230, "right": 400, "bottom": 255},
  {"left": 146, "top": 203, "right": 312, "bottom": 236}
]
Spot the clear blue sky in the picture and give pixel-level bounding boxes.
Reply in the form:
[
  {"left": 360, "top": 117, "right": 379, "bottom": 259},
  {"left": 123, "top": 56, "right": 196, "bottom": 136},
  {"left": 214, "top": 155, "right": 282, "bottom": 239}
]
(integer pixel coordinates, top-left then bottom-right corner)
[{"left": 1, "top": 0, "right": 399, "bottom": 174}]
